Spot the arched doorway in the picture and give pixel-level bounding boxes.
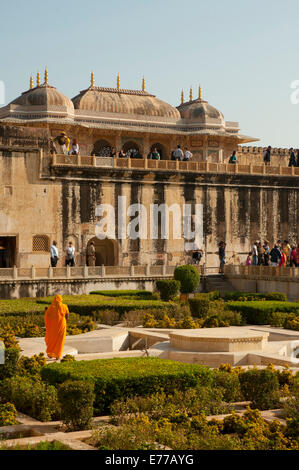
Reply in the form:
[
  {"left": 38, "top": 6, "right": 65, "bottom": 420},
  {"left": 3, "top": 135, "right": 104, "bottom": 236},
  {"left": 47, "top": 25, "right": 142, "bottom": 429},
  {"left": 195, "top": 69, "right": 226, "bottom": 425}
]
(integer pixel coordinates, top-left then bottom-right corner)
[
  {"left": 123, "top": 141, "right": 140, "bottom": 157},
  {"left": 92, "top": 139, "right": 112, "bottom": 157},
  {"left": 87, "top": 237, "right": 118, "bottom": 266},
  {"left": 150, "top": 143, "right": 165, "bottom": 159}
]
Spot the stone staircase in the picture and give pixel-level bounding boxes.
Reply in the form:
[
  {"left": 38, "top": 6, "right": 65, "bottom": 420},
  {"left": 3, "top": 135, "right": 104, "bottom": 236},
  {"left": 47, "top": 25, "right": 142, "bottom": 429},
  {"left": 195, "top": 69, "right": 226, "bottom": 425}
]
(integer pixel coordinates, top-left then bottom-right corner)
[{"left": 205, "top": 274, "right": 235, "bottom": 297}]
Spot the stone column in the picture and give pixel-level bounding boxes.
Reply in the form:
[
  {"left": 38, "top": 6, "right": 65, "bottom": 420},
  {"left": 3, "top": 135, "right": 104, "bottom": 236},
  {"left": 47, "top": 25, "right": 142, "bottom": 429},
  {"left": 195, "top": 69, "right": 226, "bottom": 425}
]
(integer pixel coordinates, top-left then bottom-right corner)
[{"left": 143, "top": 133, "right": 150, "bottom": 158}]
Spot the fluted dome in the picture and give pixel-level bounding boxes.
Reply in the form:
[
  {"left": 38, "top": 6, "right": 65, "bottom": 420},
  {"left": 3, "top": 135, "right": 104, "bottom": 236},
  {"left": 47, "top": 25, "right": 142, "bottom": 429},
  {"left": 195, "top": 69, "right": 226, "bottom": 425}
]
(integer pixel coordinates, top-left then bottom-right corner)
[
  {"left": 72, "top": 87, "right": 181, "bottom": 120},
  {"left": 177, "top": 98, "right": 224, "bottom": 125},
  {"left": 11, "top": 84, "right": 74, "bottom": 112}
]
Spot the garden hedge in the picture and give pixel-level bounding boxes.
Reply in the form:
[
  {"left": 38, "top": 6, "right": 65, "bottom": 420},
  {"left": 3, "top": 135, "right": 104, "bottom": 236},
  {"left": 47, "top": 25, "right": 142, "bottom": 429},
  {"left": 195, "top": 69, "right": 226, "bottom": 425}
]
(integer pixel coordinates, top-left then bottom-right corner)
[
  {"left": 41, "top": 357, "right": 212, "bottom": 414},
  {"left": 227, "top": 301, "right": 299, "bottom": 324},
  {"left": 89, "top": 290, "right": 153, "bottom": 298},
  {"left": 224, "top": 292, "right": 287, "bottom": 302},
  {"left": 0, "top": 295, "right": 174, "bottom": 318},
  {"left": 156, "top": 280, "right": 180, "bottom": 301}
]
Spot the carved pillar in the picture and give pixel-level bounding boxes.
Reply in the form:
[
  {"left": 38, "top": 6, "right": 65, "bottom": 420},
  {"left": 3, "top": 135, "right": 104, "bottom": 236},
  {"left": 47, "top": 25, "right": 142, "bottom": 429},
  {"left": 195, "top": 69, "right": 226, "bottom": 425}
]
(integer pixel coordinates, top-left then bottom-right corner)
[
  {"left": 115, "top": 132, "right": 122, "bottom": 154},
  {"left": 143, "top": 133, "right": 150, "bottom": 158}
]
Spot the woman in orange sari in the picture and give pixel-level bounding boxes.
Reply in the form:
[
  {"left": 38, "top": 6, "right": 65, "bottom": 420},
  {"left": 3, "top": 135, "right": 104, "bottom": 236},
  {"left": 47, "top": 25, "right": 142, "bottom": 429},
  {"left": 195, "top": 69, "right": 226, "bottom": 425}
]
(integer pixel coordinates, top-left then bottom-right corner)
[{"left": 45, "top": 295, "right": 69, "bottom": 360}]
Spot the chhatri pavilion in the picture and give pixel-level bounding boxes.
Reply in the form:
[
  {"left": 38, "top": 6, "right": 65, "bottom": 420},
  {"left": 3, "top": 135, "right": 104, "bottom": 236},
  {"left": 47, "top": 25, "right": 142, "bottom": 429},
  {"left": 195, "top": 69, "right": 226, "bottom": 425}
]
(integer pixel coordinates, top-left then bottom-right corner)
[{"left": 0, "top": 69, "right": 257, "bottom": 160}]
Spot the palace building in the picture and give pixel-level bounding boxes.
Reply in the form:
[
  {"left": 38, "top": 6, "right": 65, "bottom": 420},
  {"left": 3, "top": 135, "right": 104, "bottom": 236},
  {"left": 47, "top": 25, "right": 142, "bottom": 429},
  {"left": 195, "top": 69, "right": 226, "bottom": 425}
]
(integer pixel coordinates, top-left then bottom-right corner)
[{"left": 0, "top": 69, "right": 298, "bottom": 274}]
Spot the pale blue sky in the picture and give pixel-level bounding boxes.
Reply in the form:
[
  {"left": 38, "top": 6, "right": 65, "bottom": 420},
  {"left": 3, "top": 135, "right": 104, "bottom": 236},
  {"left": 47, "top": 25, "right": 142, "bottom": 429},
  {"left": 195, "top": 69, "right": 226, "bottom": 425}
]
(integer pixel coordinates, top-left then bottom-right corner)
[{"left": 1, "top": 0, "right": 299, "bottom": 147}]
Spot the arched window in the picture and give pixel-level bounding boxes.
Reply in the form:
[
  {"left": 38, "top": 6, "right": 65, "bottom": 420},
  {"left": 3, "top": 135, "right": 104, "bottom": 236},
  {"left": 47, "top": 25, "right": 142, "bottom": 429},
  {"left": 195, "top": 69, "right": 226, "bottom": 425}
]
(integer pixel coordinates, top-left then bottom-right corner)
[
  {"left": 123, "top": 141, "right": 140, "bottom": 157},
  {"left": 92, "top": 139, "right": 112, "bottom": 157},
  {"left": 32, "top": 235, "right": 50, "bottom": 252},
  {"left": 150, "top": 143, "right": 165, "bottom": 159}
]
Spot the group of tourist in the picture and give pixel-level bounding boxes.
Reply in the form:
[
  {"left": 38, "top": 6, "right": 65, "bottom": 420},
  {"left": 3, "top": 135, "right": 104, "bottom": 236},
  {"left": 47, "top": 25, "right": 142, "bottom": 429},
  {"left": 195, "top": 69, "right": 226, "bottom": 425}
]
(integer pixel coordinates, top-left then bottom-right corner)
[
  {"left": 247, "top": 240, "right": 299, "bottom": 267},
  {"left": 50, "top": 132, "right": 79, "bottom": 156},
  {"left": 263, "top": 146, "right": 299, "bottom": 167},
  {"left": 50, "top": 240, "right": 97, "bottom": 268}
]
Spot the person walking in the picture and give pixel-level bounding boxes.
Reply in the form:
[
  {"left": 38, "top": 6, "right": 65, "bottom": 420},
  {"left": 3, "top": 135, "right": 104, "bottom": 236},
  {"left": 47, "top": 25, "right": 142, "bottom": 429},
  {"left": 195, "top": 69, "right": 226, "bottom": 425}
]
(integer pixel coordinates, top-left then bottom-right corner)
[
  {"left": 172, "top": 145, "right": 184, "bottom": 161},
  {"left": 65, "top": 241, "right": 75, "bottom": 267},
  {"left": 45, "top": 295, "right": 69, "bottom": 360},
  {"left": 218, "top": 241, "right": 226, "bottom": 274},
  {"left": 289, "top": 148, "right": 296, "bottom": 167},
  {"left": 50, "top": 241, "right": 59, "bottom": 268},
  {"left": 87, "top": 241, "right": 96, "bottom": 267},
  {"left": 263, "top": 146, "right": 271, "bottom": 166}
]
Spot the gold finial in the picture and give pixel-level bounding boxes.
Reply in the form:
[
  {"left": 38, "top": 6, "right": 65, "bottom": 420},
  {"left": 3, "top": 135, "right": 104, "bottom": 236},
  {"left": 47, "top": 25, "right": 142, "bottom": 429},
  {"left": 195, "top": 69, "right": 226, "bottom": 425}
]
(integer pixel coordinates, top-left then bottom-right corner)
[
  {"left": 30, "top": 75, "right": 33, "bottom": 89},
  {"left": 36, "top": 71, "right": 40, "bottom": 87},
  {"left": 181, "top": 90, "right": 184, "bottom": 104},
  {"left": 44, "top": 67, "right": 48, "bottom": 84},
  {"left": 142, "top": 76, "right": 145, "bottom": 92},
  {"left": 90, "top": 71, "right": 94, "bottom": 87},
  {"left": 117, "top": 73, "right": 120, "bottom": 90},
  {"left": 198, "top": 85, "right": 202, "bottom": 100},
  {"left": 189, "top": 86, "right": 193, "bottom": 101}
]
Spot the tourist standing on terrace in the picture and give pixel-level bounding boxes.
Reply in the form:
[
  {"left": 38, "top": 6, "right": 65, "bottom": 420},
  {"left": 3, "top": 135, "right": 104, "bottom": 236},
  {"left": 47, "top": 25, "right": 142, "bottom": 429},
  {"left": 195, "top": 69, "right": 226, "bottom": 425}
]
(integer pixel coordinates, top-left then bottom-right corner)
[
  {"left": 283, "top": 240, "right": 291, "bottom": 266},
  {"left": 296, "top": 150, "right": 299, "bottom": 167},
  {"left": 45, "top": 294, "right": 69, "bottom": 360},
  {"left": 172, "top": 145, "right": 184, "bottom": 161},
  {"left": 50, "top": 241, "right": 59, "bottom": 267},
  {"left": 290, "top": 246, "right": 297, "bottom": 267},
  {"left": 109, "top": 147, "right": 116, "bottom": 158},
  {"left": 228, "top": 150, "right": 237, "bottom": 164},
  {"left": 270, "top": 243, "right": 282, "bottom": 267},
  {"left": 118, "top": 149, "right": 127, "bottom": 158},
  {"left": 296, "top": 244, "right": 299, "bottom": 267},
  {"left": 257, "top": 241, "right": 264, "bottom": 265},
  {"left": 151, "top": 148, "right": 160, "bottom": 160},
  {"left": 246, "top": 253, "right": 252, "bottom": 265},
  {"left": 289, "top": 148, "right": 296, "bottom": 167},
  {"left": 218, "top": 241, "right": 226, "bottom": 274},
  {"left": 87, "top": 241, "right": 96, "bottom": 267},
  {"left": 71, "top": 139, "right": 79, "bottom": 155},
  {"left": 184, "top": 147, "right": 193, "bottom": 161},
  {"left": 263, "top": 146, "right": 271, "bottom": 165},
  {"left": 65, "top": 241, "right": 75, "bottom": 267},
  {"left": 251, "top": 241, "right": 258, "bottom": 266},
  {"left": 263, "top": 240, "right": 270, "bottom": 266}
]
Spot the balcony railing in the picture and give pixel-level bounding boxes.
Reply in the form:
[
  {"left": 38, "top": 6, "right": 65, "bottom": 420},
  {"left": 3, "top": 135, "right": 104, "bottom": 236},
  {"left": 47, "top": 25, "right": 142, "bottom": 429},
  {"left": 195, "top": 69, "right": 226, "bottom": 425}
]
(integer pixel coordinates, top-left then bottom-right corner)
[
  {"left": 224, "top": 264, "right": 299, "bottom": 278},
  {"left": 51, "top": 154, "right": 299, "bottom": 177}
]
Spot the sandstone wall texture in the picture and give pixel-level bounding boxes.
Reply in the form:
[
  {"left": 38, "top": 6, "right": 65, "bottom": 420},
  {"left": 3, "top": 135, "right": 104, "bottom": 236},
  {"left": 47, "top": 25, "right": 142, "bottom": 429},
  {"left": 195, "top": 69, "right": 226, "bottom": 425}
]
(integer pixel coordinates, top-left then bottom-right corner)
[{"left": 0, "top": 125, "right": 298, "bottom": 269}]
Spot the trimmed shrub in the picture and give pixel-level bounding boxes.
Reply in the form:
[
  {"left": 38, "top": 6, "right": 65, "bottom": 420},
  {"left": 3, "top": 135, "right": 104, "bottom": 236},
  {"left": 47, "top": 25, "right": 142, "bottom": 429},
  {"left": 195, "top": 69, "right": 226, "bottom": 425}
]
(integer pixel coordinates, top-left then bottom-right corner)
[
  {"left": 0, "top": 348, "right": 20, "bottom": 380},
  {"left": 58, "top": 380, "right": 95, "bottom": 430},
  {"left": 265, "top": 292, "right": 287, "bottom": 301},
  {"left": 174, "top": 265, "right": 200, "bottom": 294},
  {"left": 0, "top": 376, "right": 58, "bottom": 421},
  {"left": 41, "top": 357, "right": 212, "bottom": 415},
  {"left": 239, "top": 369, "right": 280, "bottom": 410},
  {"left": 0, "top": 402, "right": 18, "bottom": 426},
  {"left": 189, "top": 295, "right": 210, "bottom": 318},
  {"left": 212, "top": 371, "right": 242, "bottom": 402},
  {"left": 207, "top": 291, "right": 221, "bottom": 300},
  {"left": 227, "top": 301, "right": 299, "bottom": 325},
  {"left": 269, "top": 312, "right": 295, "bottom": 328},
  {"left": 156, "top": 280, "right": 180, "bottom": 301}
]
